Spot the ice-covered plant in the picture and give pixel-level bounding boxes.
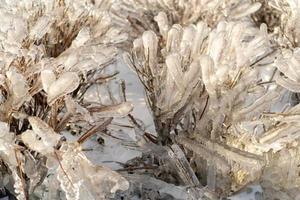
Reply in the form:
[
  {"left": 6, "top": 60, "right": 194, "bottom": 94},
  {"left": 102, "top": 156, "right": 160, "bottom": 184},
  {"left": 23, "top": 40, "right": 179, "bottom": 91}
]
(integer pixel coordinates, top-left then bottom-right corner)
[
  {"left": 0, "top": 0, "right": 131, "bottom": 199},
  {"left": 3, "top": 0, "right": 300, "bottom": 199},
  {"left": 268, "top": 0, "right": 300, "bottom": 47},
  {"left": 186, "top": 20, "right": 279, "bottom": 194},
  {"left": 123, "top": 2, "right": 300, "bottom": 199},
  {"left": 274, "top": 48, "right": 300, "bottom": 92},
  {"left": 124, "top": 16, "right": 210, "bottom": 143},
  {"left": 112, "top": 0, "right": 262, "bottom": 44}
]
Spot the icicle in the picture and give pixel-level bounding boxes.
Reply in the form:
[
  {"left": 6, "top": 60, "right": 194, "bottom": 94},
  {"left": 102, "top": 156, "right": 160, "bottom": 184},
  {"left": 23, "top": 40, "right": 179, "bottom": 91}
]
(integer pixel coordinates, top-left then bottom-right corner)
[
  {"left": 208, "top": 31, "right": 226, "bottom": 64},
  {"left": 184, "top": 58, "right": 201, "bottom": 89}
]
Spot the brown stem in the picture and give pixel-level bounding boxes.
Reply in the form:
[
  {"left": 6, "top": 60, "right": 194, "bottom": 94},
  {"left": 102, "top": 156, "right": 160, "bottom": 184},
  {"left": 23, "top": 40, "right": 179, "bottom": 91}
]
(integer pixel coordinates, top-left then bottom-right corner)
[
  {"left": 55, "top": 112, "right": 72, "bottom": 132},
  {"left": 50, "top": 101, "right": 58, "bottom": 128},
  {"left": 77, "top": 117, "right": 113, "bottom": 144},
  {"left": 54, "top": 151, "right": 74, "bottom": 188},
  {"left": 14, "top": 149, "right": 28, "bottom": 200}
]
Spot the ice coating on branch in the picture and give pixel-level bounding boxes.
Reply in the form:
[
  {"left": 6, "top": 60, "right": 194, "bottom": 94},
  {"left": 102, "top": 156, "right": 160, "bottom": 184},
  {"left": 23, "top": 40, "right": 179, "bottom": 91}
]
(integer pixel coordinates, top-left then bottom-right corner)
[
  {"left": 0, "top": 122, "right": 17, "bottom": 167},
  {"left": 142, "top": 31, "right": 158, "bottom": 71},
  {"left": 112, "top": 0, "right": 262, "bottom": 39},
  {"left": 269, "top": 0, "right": 300, "bottom": 47},
  {"left": 56, "top": 142, "right": 129, "bottom": 200},
  {"left": 275, "top": 48, "right": 300, "bottom": 92},
  {"left": 41, "top": 69, "right": 56, "bottom": 93},
  {"left": 154, "top": 12, "right": 169, "bottom": 39},
  {"left": 6, "top": 69, "right": 30, "bottom": 108},
  {"left": 0, "top": 122, "right": 25, "bottom": 199},
  {"left": 47, "top": 72, "right": 80, "bottom": 104},
  {"left": 22, "top": 117, "right": 62, "bottom": 155},
  {"left": 30, "top": 15, "right": 53, "bottom": 40},
  {"left": 89, "top": 102, "right": 134, "bottom": 118},
  {"left": 230, "top": 2, "right": 261, "bottom": 19},
  {"left": 64, "top": 95, "right": 93, "bottom": 123},
  {"left": 71, "top": 27, "right": 91, "bottom": 48}
]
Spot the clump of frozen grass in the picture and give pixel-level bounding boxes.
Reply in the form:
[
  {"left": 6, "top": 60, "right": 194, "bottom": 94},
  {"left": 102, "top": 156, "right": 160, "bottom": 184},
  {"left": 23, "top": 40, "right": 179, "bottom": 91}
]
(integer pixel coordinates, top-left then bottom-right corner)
[
  {"left": 2, "top": 0, "right": 300, "bottom": 200},
  {"left": 0, "top": 0, "right": 131, "bottom": 199},
  {"left": 111, "top": 0, "right": 262, "bottom": 44},
  {"left": 123, "top": 1, "right": 300, "bottom": 199},
  {"left": 269, "top": 0, "right": 300, "bottom": 47},
  {"left": 124, "top": 18, "right": 209, "bottom": 143}
]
